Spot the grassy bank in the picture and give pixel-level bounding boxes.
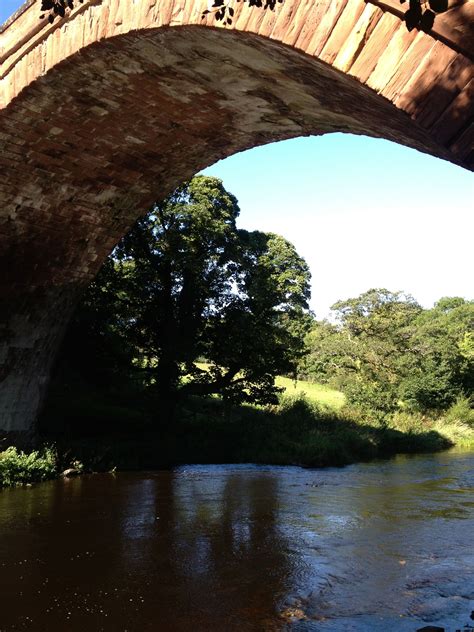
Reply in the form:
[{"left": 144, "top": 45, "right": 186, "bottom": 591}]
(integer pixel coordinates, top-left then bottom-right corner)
[
  {"left": 388, "top": 407, "right": 474, "bottom": 450},
  {"left": 195, "top": 363, "right": 346, "bottom": 410},
  {"left": 2, "top": 379, "right": 473, "bottom": 488},
  {"left": 275, "top": 376, "right": 345, "bottom": 410},
  {"left": 41, "top": 392, "right": 473, "bottom": 475}
]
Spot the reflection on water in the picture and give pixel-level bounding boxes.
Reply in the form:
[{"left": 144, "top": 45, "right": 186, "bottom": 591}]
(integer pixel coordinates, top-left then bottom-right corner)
[{"left": 0, "top": 451, "right": 473, "bottom": 631}]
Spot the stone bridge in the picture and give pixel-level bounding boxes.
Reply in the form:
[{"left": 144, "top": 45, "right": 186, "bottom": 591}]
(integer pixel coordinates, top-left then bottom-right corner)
[{"left": 0, "top": 0, "right": 473, "bottom": 441}]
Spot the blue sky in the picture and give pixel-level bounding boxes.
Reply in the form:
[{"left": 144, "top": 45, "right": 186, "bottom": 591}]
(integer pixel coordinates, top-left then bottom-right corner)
[
  {"left": 2, "top": 1, "right": 473, "bottom": 317},
  {"left": 203, "top": 135, "right": 473, "bottom": 317},
  {"left": 1, "top": 0, "right": 22, "bottom": 21}
]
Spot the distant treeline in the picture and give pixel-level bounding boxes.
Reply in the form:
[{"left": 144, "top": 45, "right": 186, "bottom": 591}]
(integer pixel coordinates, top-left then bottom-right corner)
[{"left": 298, "top": 289, "right": 473, "bottom": 421}]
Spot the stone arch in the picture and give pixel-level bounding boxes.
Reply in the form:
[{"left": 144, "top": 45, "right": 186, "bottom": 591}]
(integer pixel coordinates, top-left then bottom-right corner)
[{"left": 0, "top": 0, "right": 472, "bottom": 440}]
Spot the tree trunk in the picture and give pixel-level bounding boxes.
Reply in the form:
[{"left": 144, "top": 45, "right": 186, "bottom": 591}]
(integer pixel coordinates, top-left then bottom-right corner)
[{"left": 155, "top": 356, "right": 179, "bottom": 428}]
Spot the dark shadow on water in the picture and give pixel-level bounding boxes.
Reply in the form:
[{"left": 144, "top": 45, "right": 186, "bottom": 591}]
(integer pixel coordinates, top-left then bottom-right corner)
[{"left": 0, "top": 468, "right": 295, "bottom": 631}]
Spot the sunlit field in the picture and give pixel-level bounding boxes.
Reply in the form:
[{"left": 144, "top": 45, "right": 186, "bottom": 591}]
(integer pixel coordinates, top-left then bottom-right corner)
[{"left": 275, "top": 376, "right": 345, "bottom": 411}]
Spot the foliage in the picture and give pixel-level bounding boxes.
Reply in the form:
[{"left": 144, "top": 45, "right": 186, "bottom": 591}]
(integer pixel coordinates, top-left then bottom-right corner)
[
  {"left": 41, "top": 368, "right": 474, "bottom": 473},
  {"left": 40, "top": 0, "right": 83, "bottom": 23},
  {"left": 39, "top": 0, "right": 445, "bottom": 35},
  {"left": 300, "top": 289, "right": 474, "bottom": 419},
  {"left": 57, "top": 176, "right": 311, "bottom": 421},
  {"left": 400, "top": 297, "right": 474, "bottom": 411},
  {"left": 443, "top": 396, "right": 474, "bottom": 428},
  {"left": 39, "top": 0, "right": 283, "bottom": 24},
  {"left": 330, "top": 288, "right": 422, "bottom": 336},
  {"left": 302, "top": 289, "right": 422, "bottom": 416},
  {"left": 431, "top": 396, "right": 474, "bottom": 448},
  {"left": 60, "top": 258, "right": 138, "bottom": 390},
  {"left": 0, "top": 446, "right": 58, "bottom": 488},
  {"left": 203, "top": 0, "right": 283, "bottom": 24},
  {"left": 401, "top": 0, "right": 449, "bottom": 32}
]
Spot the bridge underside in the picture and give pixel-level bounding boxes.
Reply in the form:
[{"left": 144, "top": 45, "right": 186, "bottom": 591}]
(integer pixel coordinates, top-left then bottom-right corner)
[{"left": 0, "top": 25, "right": 471, "bottom": 441}]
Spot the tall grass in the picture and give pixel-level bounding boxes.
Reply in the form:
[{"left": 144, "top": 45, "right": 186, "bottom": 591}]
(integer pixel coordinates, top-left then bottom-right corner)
[{"left": 432, "top": 396, "right": 474, "bottom": 447}]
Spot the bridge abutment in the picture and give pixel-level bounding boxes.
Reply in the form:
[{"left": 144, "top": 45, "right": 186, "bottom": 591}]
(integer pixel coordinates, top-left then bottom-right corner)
[{"left": 0, "top": 286, "right": 80, "bottom": 448}]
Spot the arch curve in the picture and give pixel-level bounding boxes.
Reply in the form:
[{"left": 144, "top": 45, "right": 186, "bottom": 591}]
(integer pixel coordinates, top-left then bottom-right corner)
[
  {"left": 1, "top": 0, "right": 473, "bottom": 170},
  {"left": 0, "top": 0, "right": 472, "bottom": 439}
]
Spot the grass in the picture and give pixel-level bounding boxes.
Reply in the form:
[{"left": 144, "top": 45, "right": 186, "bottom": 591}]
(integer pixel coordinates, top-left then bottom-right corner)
[
  {"left": 6, "top": 377, "right": 467, "bottom": 484},
  {"left": 195, "top": 363, "right": 346, "bottom": 411},
  {"left": 174, "top": 394, "right": 457, "bottom": 467},
  {"left": 433, "top": 420, "right": 474, "bottom": 448},
  {"left": 385, "top": 396, "right": 474, "bottom": 450},
  {"left": 275, "top": 376, "right": 345, "bottom": 410},
  {"left": 38, "top": 391, "right": 465, "bottom": 474}
]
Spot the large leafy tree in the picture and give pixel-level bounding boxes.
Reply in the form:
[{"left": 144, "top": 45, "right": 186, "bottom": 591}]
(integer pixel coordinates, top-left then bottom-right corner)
[
  {"left": 62, "top": 176, "right": 311, "bottom": 421},
  {"left": 323, "top": 289, "right": 422, "bottom": 415}
]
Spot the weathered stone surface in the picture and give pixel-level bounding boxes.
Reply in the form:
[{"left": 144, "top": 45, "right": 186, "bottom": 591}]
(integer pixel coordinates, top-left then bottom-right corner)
[{"left": 0, "top": 0, "right": 472, "bottom": 440}]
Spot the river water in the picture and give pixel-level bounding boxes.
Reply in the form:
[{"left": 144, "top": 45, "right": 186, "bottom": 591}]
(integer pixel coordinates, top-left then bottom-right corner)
[{"left": 0, "top": 450, "right": 473, "bottom": 631}]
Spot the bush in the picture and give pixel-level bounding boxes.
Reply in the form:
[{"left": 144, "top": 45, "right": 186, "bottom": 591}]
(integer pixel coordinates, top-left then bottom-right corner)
[
  {"left": 399, "top": 363, "right": 459, "bottom": 412},
  {"left": 0, "top": 447, "right": 58, "bottom": 488},
  {"left": 343, "top": 380, "right": 398, "bottom": 421},
  {"left": 443, "top": 396, "right": 474, "bottom": 427}
]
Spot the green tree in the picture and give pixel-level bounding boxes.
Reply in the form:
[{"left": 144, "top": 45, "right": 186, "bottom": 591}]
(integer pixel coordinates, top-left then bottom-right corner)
[
  {"left": 298, "top": 319, "right": 354, "bottom": 386},
  {"left": 54, "top": 256, "right": 137, "bottom": 391},
  {"left": 329, "top": 289, "right": 422, "bottom": 413},
  {"left": 63, "top": 176, "right": 311, "bottom": 422},
  {"left": 400, "top": 297, "right": 474, "bottom": 410},
  {"left": 331, "top": 288, "right": 422, "bottom": 338},
  {"left": 301, "top": 289, "right": 423, "bottom": 417}
]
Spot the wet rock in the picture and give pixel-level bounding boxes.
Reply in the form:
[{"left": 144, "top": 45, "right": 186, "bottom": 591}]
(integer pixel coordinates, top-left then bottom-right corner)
[
  {"left": 279, "top": 607, "right": 307, "bottom": 621},
  {"left": 62, "top": 468, "right": 81, "bottom": 478}
]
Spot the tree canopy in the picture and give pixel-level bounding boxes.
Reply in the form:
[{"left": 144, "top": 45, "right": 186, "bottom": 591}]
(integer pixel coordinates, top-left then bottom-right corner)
[
  {"left": 60, "top": 176, "right": 311, "bottom": 422},
  {"left": 299, "top": 289, "right": 473, "bottom": 418}
]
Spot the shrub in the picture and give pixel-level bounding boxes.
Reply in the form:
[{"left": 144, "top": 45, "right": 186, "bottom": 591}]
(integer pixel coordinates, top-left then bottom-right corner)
[
  {"left": 0, "top": 446, "right": 58, "bottom": 488},
  {"left": 443, "top": 396, "right": 474, "bottom": 427}
]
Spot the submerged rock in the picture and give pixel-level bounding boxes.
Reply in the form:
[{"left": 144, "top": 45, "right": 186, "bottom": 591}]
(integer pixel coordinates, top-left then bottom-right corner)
[{"left": 62, "top": 468, "right": 81, "bottom": 478}]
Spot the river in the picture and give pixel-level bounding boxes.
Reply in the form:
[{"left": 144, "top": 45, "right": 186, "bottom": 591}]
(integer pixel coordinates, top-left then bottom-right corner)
[{"left": 0, "top": 450, "right": 473, "bottom": 631}]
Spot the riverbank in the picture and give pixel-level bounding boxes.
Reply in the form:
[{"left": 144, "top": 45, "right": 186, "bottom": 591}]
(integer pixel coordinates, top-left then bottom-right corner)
[
  {"left": 2, "top": 387, "right": 473, "bottom": 488},
  {"left": 57, "top": 395, "right": 474, "bottom": 469}
]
